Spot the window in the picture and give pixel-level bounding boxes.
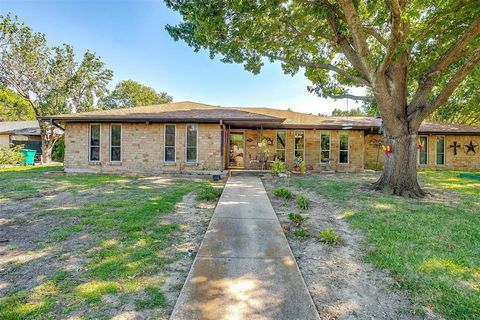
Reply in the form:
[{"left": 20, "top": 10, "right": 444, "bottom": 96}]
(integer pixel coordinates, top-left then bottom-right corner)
[
  {"left": 89, "top": 124, "right": 100, "bottom": 162},
  {"left": 418, "top": 136, "right": 428, "bottom": 165},
  {"left": 186, "top": 124, "right": 198, "bottom": 163},
  {"left": 164, "top": 124, "right": 176, "bottom": 162},
  {"left": 320, "top": 133, "right": 331, "bottom": 163},
  {"left": 436, "top": 136, "right": 445, "bottom": 165},
  {"left": 339, "top": 133, "right": 349, "bottom": 164},
  {"left": 275, "top": 130, "right": 286, "bottom": 161},
  {"left": 294, "top": 130, "right": 305, "bottom": 160},
  {"left": 110, "top": 124, "right": 121, "bottom": 162}
]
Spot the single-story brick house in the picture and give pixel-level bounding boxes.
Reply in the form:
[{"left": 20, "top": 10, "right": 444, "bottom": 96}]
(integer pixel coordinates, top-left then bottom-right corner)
[
  {"left": 40, "top": 101, "right": 480, "bottom": 174},
  {"left": 0, "top": 121, "right": 42, "bottom": 153}
]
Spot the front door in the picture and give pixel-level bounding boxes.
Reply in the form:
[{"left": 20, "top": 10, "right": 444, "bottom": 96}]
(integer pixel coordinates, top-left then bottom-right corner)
[{"left": 228, "top": 132, "right": 245, "bottom": 168}]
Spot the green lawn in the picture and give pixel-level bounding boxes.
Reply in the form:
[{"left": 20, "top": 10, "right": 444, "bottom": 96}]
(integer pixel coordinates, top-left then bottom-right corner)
[
  {"left": 291, "top": 170, "right": 480, "bottom": 319},
  {"left": 0, "top": 166, "right": 221, "bottom": 319}
]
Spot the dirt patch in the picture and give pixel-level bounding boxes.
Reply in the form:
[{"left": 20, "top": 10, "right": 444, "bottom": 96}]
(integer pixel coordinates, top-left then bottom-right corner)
[{"left": 263, "top": 176, "right": 421, "bottom": 320}]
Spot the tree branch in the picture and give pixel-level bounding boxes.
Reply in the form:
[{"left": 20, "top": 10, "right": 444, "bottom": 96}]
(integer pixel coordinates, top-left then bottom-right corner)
[
  {"left": 338, "top": 0, "right": 374, "bottom": 76},
  {"left": 323, "top": 92, "right": 373, "bottom": 101},
  {"left": 414, "top": 49, "right": 480, "bottom": 122},
  {"left": 409, "top": 17, "right": 480, "bottom": 111},
  {"left": 268, "top": 54, "right": 370, "bottom": 86},
  {"left": 378, "top": 0, "right": 402, "bottom": 74}
]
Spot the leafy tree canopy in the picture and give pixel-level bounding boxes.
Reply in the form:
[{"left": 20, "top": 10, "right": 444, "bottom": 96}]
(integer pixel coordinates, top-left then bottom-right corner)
[
  {"left": 0, "top": 14, "right": 113, "bottom": 161},
  {"left": 331, "top": 107, "right": 366, "bottom": 117},
  {"left": 102, "top": 80, "right": 173, "bottom": 109},
  {"left": 0, "top": 86, "right": 35, "bottom": 121}
]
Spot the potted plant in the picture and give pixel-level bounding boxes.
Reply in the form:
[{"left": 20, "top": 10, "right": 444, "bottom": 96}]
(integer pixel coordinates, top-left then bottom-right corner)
[{"left": 292, "top": 157, "right": 305, "bottom": 174}]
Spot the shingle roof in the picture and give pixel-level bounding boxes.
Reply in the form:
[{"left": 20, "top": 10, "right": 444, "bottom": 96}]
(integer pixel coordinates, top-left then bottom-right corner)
[
  {"left": 0, "top": 121, "right": 41, "bottom": 135},
  {"left": 39, "top": 101, "right": 480, "bottom": 135}
]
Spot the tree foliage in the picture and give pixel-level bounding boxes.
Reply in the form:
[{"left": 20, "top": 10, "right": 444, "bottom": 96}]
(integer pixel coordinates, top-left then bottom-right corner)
[
  {"left": 0, "top": 86, "right": 35, "bottom": 121},
  {"left": 331, "top": 107, "right": 366, "bottom": 117},
  {"left": 102, "top": 79, "right": 173, "bottom": 109},
  {"left": 0, "top": 14, "right": 113, "bottom": 161},
  {"left": 165, "top": 0, "right": 480, "bottom": 196}
]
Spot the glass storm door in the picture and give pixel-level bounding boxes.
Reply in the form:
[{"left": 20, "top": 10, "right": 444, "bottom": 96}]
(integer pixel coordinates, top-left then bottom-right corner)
[{"left": 228, "top": 132, "right": 245, "bottom": 168}]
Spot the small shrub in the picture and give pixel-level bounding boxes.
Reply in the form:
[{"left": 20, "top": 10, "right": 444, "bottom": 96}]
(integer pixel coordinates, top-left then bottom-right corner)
[
  {"left": 318, "top": 228, "right": 344, "bottom": 245},
  {"left": 273, "top": 187, "right": 293, "bottom": 199},
  {"left": 271, "top": 159, "right": 286, "bottom": 174},
  {"left": 294, "top": 228, "right": 310, "bottom": 239},
  {"left": 196, "top": 186, "right": 222, "bottom": 201},
  {"left": 296, "top": 194, "right": 310, "bottom": 210},
  {"left": 288, "top": 212, "right": 309, "bottom": 226},
  {"left": 0, "top": 145, "right": 24, "bottom": 165}
]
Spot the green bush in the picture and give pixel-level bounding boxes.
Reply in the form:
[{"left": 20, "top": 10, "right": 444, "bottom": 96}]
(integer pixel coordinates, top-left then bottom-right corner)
[
  {"left": 296, "top": 194, "right": 310, "bottom": 210},
  {"left": 318, "top": 228, "right": 344, "bottom": 245},
  {"left": 271, "top": 159, "right": 286, "bottom": 174},
  {"left": 196, "top": 185, "right": 222, "bottom": 201},
  {"left": 272, "top": 187, "right": 293, "bottom": 199},
  {"left": 0, "top": 145, "right": 24, "bottom": 165},
  {"left": 294, "top": 228, "right": 310, "bottom": 239},
  {"left": 288, "top": 212, "right": 309, "bottom": 226},
  {"left": 52, "top": 135, "right": 64, "bottom": 162}
]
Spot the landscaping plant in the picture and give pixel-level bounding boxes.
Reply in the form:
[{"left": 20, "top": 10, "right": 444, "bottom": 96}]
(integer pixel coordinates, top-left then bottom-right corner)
[
  {"left": 294, "top": 228, "right": 310, "bottom": 239},
  {"left": 296, "top": 194, "right": 310, "bottom": 210},
  {"left": 196, "top": 185, "right": 222, "bottom": 201},
  {"left": 288, "top": 212, "right": 309, "bottom": 227},
  {"left": 272, "top": 187, "right": 293, "bottom": 200},
  {"left": 271, "top": 159, "right": 286, "bottom": 175},
  {"left": 318, "top": 228, "right": 344, "bottom": 245},
  {"left": 0, "top": 145, "right": 24, "bottom": 166}
]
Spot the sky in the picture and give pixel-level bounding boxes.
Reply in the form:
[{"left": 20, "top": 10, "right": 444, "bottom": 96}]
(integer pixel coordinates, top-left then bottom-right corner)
[{"left": 0, "top": 0, "right": 364, "bottom": 115}]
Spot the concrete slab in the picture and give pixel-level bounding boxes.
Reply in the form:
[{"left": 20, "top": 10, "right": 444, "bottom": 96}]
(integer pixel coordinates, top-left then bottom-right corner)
[
  {"left": 170, "top": 176, "right": 319, "bottom": 320},
  {"left": 198, "top": 218, "right": 292, "bottom": 258}
]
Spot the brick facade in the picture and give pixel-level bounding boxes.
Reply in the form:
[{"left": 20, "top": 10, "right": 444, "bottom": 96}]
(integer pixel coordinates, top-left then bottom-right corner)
[
  {"left": 364, "top": 133, "right": 480, "bottom": 170},
  {"left": 235, "top": 129, "right": 365, "bottom": 172},
  {"left": 64, "top": 122, "right": 480, "bottom": 174},
  {"left": 64, "top": 123, "right": 222, "bottom": 174}
]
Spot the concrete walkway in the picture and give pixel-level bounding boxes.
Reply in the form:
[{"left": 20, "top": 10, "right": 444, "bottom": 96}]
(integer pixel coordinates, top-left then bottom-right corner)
[{"left": 170, "top": 176, "right": 319, "bottom": 320}]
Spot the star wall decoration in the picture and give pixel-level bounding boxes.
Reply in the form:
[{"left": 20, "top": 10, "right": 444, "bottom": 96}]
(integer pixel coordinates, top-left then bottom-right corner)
[{"left": 464, "top": 140, "right": 478, "bottom": 154}]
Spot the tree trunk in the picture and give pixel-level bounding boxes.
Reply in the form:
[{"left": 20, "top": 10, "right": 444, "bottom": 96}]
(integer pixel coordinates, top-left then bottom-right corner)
[{"left": 373, "top": 127, "right": 426, "bottom": 197}]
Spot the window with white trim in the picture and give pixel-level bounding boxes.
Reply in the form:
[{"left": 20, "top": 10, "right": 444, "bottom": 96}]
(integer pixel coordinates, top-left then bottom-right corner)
[
  {"left": 418, "top": 136, "right": 428, "bottom": 165},
  {"left": 436, "top": 136, "right": 445, "bottom": 165},
  {"left": 320, "top": 133, "right": 331, "bottom": 163},
  {"left": 294, "top": 130, "right": 305, "bottom": 160},
  {"left": 164, "top": 124, "right": 176, "bottom": 162},
  {"left": 186, "top": 124, "right": 198, "bottom": 163},
  {"left": 89, "top": 124, "right": 100, "bottom": 162},
  {"left": 110, "top": 124, "right": 121, "bottom": 162},
  {"left": 339, "top": 133, "right": 349, "bottom": 164},
  {"left": 275, "top": 130, "right": 286, "bottom": 162}
]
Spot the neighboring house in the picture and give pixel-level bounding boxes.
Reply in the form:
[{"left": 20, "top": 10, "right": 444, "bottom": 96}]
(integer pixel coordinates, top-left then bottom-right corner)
[
  {"left": 40, "top": 101, "right": 480, "bottom": 174},
  {"left": 0, "top": 121, "right": 42, "bottom": 153}
]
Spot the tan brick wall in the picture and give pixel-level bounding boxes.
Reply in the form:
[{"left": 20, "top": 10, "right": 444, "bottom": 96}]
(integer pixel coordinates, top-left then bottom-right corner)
[
  {"left": 239, "top": 129, "right": 364, "bottom": 172},
  {"left": 64, "top": 123, "right": 222, "bottom": 173},
  {"left": 0, "top": 134, "right": 10, "bottom": 148},
  {"left": 364, "top": 133, "right": 480, "bottom": 170}
]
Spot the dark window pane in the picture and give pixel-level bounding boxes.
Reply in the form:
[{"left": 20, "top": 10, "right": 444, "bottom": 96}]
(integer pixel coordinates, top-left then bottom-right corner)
[
  {"left": 321, "top": 134, "right": 330, "bottom": 151},
  {"left": 165, "top": 125, "right": 175, "bottom": 135},
  {"left": 295, "top": 150, "right": 304, "bottom": 160},
  {"left": 294, "top": 131, "right": 304, "bottom": 150},
  {"left": 165, "top": 146, "right": 175, "bottom": 162},
  {"left": 187, "top": 147, "right": 197, "bottom": 162},
  {"left": 419, "top": 136, "right": 428, "bottom": 164},
  {"left": 436, "top": 137, "right": 445, "bottom": 165},
  {"left": 321, "top": 150, "right": 330, "bottom": 162},
  {"left": 90, "top": 125, "right": 100, "bottom": 146},
  {"left": 276, "top": 131, "right": 286, "bottom": 150},
  {"left": 340, "top": 135, "right": 348, "bottom": 150},
  {"left": 339, "top": 150, "right": 348, "bottom": 163},
  {"left": 276, "top": 150, "right": 285, "bottom": 161},
  {"left": 90, "top": 146, "right": 100, "bottom": 161},
  {"left": 111, "top": 125, "right": 121, "bottom": 147},
  {"left": 187, "top": 124, "right": 197, "bottom": 147},
  {"left": 165, "top": 125, "right": 176, "bottom": 148},
  {"left": 111, "top": 146, "right": 121, "bottom": 161}
]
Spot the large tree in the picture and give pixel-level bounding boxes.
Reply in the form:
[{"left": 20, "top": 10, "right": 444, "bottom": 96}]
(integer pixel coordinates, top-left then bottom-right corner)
[
  {"left": 165, "top": 0, "right": 480, "bottom": 196},
  {"left": 0, "top": 86, "right": 35, "bottom": 121},
  {"left": 102, "top": 79, "right": 173, "bottom": 109},
  {"left": 0, "top": 15, "right": 113, "bottom": 162}
]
